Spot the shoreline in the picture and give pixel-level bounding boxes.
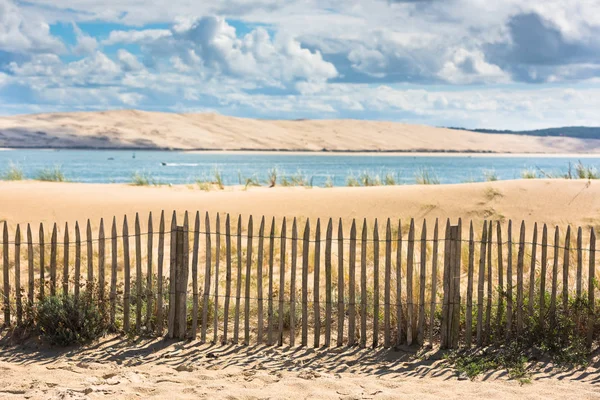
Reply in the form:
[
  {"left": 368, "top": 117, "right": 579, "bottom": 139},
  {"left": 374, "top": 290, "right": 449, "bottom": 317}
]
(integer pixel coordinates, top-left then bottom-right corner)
[{"left": 2, "top": 147, "right": 600, "bottom": 157}]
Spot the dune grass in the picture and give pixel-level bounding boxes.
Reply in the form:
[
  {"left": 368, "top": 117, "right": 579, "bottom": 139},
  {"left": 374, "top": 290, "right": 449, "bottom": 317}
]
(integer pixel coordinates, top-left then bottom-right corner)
[
  {"left": 415, "top": 168, "right": 440, "bottom": 185},
  {"left": 1, "top": 162, "right": 24, "bottom": 181},
  {"left": 35, "top": 165, "right": 67, "bottom": 182},
  {"left": 131, "top": 171, "right": 160, "bottom": 186}
]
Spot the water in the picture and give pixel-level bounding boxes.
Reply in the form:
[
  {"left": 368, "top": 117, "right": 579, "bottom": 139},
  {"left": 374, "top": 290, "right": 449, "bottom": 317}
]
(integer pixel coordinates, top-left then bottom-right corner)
[{"left": 1, "top": 149, "right": 599, "bottom": 186}]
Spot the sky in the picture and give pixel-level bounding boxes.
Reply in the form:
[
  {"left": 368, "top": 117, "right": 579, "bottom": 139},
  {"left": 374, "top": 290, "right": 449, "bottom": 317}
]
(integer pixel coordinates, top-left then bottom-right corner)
[{"left": 1, "top": 0, "right": 600, "bottom": 129}]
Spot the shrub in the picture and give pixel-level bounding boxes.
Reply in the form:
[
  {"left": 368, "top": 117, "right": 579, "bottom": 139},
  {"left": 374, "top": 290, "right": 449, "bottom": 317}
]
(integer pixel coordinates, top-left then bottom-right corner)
[
  {"left": 35, "top": 165, "right": 67, "bottom": 182},
  {"left": 575, "top": 161, "right": 599, "bottom": 179},
  {"left": 213, "top": 167, "right": 224, "bottom": 189},
  {"left": 36, "top": 290, "right": 109, "bottom": 345},
  {"left": 324, "top": 176, "right": 334, "bottom": 188},
  {"left": 1, "top": 162, "right": 24, "bottom": 181}
]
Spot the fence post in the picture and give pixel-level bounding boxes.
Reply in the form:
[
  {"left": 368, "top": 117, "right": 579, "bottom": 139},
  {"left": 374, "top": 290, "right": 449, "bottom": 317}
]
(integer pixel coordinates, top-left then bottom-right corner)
[
  {"left": 441, "top": 224, "right": 461, "bottom": 349},
  {"left": 168, "top": 224, "right": 189, "bottom": 340}
]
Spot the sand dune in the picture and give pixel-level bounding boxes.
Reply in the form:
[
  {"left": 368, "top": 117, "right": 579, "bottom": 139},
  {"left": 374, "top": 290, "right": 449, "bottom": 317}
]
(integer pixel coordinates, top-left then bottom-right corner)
[
  {"left": 0, "top": 179, "right": 598, "bottom": 232},
  {"left": 1, "top": 110, "right": 600, "bottom": 153}
]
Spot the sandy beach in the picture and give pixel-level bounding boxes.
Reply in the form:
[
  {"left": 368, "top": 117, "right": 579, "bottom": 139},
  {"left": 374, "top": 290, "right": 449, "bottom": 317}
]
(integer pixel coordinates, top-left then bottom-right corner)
[
  {"left": 1, "top": 110, "right": 600, "bottom": 153},
  {"left": 0, "top": 179, "right": 598, "bottom": 232},
  {"left": 1, "top": 336, "right": 599, "bottom": 400},
  {"left": 1, "top": 179, "right": 600, "bottom": 399}
]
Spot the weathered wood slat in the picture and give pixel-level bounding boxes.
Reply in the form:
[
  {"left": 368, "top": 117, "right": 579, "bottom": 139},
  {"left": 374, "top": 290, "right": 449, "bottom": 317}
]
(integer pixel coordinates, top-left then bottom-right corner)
[
  {"left": 278, "top": 218, "right": 287, "bottom": 346},
  {"left": 587, "top": 228, "right": 596, "bottom": 348},
  {"left": 99, "top": 219, "right": 105, "bottom": 304},
  {"left": 301, "top": 219, "right": 310, "bottom": 347},
  {"left": 454, "top": 220, "right": 463, "bottom": 347},
  {"left": 417, "top": 220, "right": 426, "bottom": 345},
  {"left": 314, "top": 219, "right": 322, "bottom": 348},
  {"left": 256, "top": 217, "right": 265, "bottom": 344},
  {"left": 39, "top": 224, "right": 45, "bottom": 301},
  {"left": 528, "top": 223, "right": 538, "bottom": 319},
  {"left": 384, "top": 219, "right": 392, "bottom": 348},
  {"left": 156, "top": 211, "right": 165, "bottom": 335},
  {"left": 476, "top": 220, "right": 488, "bottom": 346},
  {"left": 576, "top": 227, "right": 583, "bottom": 299},
  {"left": 15, "top": 225, "right": 21, "bottom": 325},
  {"left": 540, "top": 224, "right": 548, "bottom": 330},
  {"left": 110, "top": 218, "right": 117, "bottom": 328},
  {"left": 496, "top": 221, "right": 504, "bottom": 334},
  {"left": 550, "top": 226, "right": 559, "bottom": 326},
  {"left": 86, "top": 220, "right": 93, "bottom": 286},
  {"left": 167, "top": 212, "right": 177, "bottom": 338},
  {"left": 429, "top": 219, "right": 439, "bottom": 347},
  {"left": 27, "top": 224, "right": 34, "bottom": 312},
  {"left": 2, "top": 223, "right": 8, "bottom": 324},
  {"left": 396, "top": 220, "right": 402, "bottom": 347},
  {"left": 324, "top": 218, "right": 333, "bottom": 347},
  {"left": 202, "top": 213, "right": 212, "bottom": 343},
  {"left": 373, "top": 219, "right": 380, "bottom": 348},
  {"left": 135, "top": 214, "right": 142, "bottom": 333},
  {"left": 223, "top": 214, "right": 232, "bottom": 344},
  {"left": 485, "top": 221, "right": 492, "bottom": 342},
  {"left": 516, "top": 221, "right": 525, "bottom": 335},
  {"left": 191, "top": 212, "right": 200, "bottom": 339},
  {"left": 267, "top": 217, "right": 276, "bottom": 346},
  {"left": 441, "top": 220, "right": 450, "bottom": 348},
  {"left": 562, "top": 226, "right": 571, "bottom": 311},
  {"left": 75, "top": 222, "right": 82, "bottom": 301},
  {"left": 506, "top": 221, "right": 513, "bottom": 339},
  {"left": 290, "top": 218, "right": 298, "bottom": 346},
  {"left": 146, "top": 213, "right": 154, "bottom": 332},
  {"left": 63, "top": 223, "right": 69, "bottom": 297},
  {"left": 348, "top": 220, "right": 357, "bottom": 346},
  {"left": 213, "top": 214, "right": 220, "bottom": 344},
  {"left": 244, "top": 216, "right": 253, "bottom": 346},
  {"left": 360, "top": 219, "right": 368, "bottom": 347},
  {"left": 337, "top": 219, "right": 344, "bottom": 347},
  {"left": 406, "top": 219, "right": 415, "bottom": 346},
  {"left": 180, "top": 212, "right": 190, "bottom": 340},
  {"left": 123, "top": 216, "right": 131, "bottom": 333},
  {"left": 465, "top": 222, "right": 475, "bottom": 347},
  {"left": 234, "top": 215, "right": 243, "bottom": 344},
  {"left": 50, "top": 223, "right": 57, "bottom": 296}
]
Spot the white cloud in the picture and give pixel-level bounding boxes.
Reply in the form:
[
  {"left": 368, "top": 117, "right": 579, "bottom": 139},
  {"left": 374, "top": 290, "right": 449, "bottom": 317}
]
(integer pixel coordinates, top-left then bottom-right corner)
[
  {"left": 72, "top": 23, "right": 98, "bottom": 55},
  {"left": 117, "top": 49, "right": 144, "bottom": 72},
  {"left": 102, "top": 29, "right": 172, "bottom": 45},
  {"left": 0, "top": 0, "right": 65, "bottom": 54}
]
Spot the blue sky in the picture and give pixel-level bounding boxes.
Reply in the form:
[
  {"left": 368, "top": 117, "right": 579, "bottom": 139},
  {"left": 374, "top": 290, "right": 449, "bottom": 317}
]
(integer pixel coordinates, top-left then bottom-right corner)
[{"left": 1, "top": 0, "right": 600, "bottom": 129}]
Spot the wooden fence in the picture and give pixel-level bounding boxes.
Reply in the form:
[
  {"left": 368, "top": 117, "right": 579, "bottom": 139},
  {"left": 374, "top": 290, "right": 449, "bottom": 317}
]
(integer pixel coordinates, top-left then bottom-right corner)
[{"left": 0, "top": 211, "right": 597, "bottom": 349}]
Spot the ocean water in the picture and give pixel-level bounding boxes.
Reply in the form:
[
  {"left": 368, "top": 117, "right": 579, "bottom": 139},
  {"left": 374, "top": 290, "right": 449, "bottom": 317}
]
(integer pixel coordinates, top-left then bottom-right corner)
[{"left": 1, "top": 149, "right": 599, "bottom": 186}]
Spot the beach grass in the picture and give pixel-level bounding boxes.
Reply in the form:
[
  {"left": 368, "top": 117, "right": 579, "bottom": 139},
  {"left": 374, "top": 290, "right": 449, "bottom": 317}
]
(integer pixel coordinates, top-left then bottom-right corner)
[
  {"left": 1, "top": 162, "right": 24, "bottom": 181},
  {"left": 415, "top": 168, "right": 440, "bottom": 184},
  {"left": 131, "top": 171, "right": 160, "bottom": 186},
  {"left": 35, "top": 165, "right": 67, "bottom": 182}
]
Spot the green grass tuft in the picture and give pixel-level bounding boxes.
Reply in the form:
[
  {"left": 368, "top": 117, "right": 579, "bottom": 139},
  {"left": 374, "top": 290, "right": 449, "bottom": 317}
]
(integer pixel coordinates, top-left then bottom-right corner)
[
  {"left": 1, "top": 162, "right": 24, "bottom": 181},
  {"left": 35, "top": 165, "right": 67, "bottom": 182},
  {"left": 415, "top": 168, "right": 440, "bottom": 184}
]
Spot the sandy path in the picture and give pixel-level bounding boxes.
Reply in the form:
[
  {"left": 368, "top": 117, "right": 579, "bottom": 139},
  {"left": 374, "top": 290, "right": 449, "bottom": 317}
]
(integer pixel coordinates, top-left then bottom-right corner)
[
  {"left": 0, "top": 337, "right": 599, "bottom": 399},
  {"left": 0, "top": 179, "right": 598, "bottom": 233}
]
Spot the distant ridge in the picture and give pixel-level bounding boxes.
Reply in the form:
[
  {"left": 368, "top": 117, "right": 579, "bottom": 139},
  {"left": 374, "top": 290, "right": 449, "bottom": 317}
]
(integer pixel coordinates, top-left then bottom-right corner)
[
  {"left": 448, "top": 126, "right": 600, "bottom": 140},
  {"left": 1, "top": 110, "right": 600, "bottom": 153}
]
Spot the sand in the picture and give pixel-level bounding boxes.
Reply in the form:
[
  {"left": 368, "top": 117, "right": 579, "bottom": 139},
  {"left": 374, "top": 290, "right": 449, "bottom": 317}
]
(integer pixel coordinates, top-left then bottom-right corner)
[
  {"left": 0, "top": 179, "right": 598, "bottom": 233},
  {"left": 1, "top": 110, "right": 600, "bottom": 153},
  {"left": 0, "top": 336, "right": 599, "bottom": 399},
  {"left": 1, "top": 179, "right": 600, "bottom": 398}
]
